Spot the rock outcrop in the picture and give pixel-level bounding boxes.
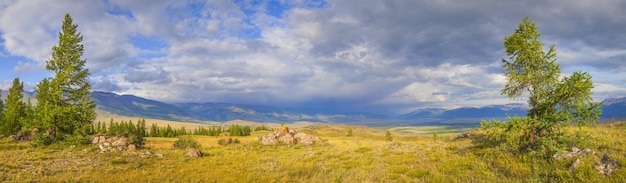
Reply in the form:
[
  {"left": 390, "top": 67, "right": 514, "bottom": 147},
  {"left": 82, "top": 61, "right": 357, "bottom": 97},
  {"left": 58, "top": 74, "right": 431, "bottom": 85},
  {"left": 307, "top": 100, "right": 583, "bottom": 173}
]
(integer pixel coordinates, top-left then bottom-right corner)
[
  {"left": 91, "top": 135, "right": 136, "bottom": 152},
  {"left": 260, "top": 125, "right": 321, "bottom": 146}
]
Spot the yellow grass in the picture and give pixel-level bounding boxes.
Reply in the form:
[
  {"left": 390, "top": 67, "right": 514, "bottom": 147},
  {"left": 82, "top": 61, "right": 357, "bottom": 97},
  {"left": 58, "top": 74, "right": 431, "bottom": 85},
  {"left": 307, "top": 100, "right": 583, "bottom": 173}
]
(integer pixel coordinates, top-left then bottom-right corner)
[{"left": 1, "top": 120, "right": 626, "bottom": 182}]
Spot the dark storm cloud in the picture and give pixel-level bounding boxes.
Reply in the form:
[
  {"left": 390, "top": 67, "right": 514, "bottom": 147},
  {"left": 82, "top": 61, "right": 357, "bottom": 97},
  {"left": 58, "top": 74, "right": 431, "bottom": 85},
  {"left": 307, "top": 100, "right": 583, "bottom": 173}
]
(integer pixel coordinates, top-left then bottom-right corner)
[{"left": 123, "top": 66, "right": 172, "bottom": 84}]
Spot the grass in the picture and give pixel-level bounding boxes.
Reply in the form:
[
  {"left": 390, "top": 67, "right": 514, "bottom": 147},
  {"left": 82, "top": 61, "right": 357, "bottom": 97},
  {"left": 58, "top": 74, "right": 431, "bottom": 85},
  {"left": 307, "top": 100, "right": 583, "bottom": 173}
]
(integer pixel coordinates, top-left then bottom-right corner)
[{"left": 1, "top": 121, "right": 625, "bottom": 182}]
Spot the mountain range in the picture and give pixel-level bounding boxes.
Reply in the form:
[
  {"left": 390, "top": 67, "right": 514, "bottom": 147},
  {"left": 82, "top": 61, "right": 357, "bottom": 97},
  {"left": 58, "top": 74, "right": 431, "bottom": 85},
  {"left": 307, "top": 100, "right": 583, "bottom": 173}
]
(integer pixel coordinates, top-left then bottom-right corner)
[
  {"left": 90, "top": 91, "right": 626, "bottom": 126},
  {"left": 2, "top": 90, "right": 624, "bottom": 126}
]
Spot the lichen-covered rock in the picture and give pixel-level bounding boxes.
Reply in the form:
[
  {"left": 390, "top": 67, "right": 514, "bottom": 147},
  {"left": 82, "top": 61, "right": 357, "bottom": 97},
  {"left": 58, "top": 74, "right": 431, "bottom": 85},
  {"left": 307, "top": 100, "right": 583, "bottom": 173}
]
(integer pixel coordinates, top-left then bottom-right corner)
[
  {"left": 294, "top": 133, "right": 321, "bottom": 145},
  {"left": 260, "top": 125, "right": 320, "bottom": 146},
  {"left": 261, "top": 133, "right": 279, "bottom": 145},
  {"left": 596, "top": 154, "right": 619, "bottom": 176},
  {"left": 112, "top": 137, "right": 128, "bottom": 147},
  {"left": 279, "top": 134, "right": 296, "bottom": 145},
  {"left": 185, "top": 148, "right": 203, "bottom": 158}
]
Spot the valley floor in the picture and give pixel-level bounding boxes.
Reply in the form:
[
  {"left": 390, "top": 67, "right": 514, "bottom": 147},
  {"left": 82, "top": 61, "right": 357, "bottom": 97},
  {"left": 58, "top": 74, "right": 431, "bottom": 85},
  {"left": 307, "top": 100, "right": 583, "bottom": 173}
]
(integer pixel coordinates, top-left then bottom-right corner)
[{"left": 1, "top": 123, "right": 625, "bottom": 182}]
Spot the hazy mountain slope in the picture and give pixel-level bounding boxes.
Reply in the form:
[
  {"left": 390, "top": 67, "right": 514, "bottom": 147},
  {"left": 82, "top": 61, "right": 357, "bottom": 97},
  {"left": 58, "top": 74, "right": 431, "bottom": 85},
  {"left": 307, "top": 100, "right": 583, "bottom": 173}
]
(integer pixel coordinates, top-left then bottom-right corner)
[{"left": 92, "top": 91, "right": 196, "bottom": 121}]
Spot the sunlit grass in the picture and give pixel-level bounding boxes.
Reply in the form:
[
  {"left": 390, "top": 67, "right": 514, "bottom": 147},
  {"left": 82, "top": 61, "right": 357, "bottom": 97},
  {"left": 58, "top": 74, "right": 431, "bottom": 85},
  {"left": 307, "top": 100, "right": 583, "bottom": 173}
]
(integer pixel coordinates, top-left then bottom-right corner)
[{"left": 0, "top": 122, "right": 625, "bottom": 182}]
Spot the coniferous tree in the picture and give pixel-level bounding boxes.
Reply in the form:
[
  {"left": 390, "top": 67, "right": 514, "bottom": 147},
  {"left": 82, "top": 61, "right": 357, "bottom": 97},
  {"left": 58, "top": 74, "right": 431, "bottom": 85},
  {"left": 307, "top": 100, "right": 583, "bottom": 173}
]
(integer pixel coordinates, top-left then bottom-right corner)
[
  {"left": 385, "top": 130, "right": 392, "bottom": 141},
  {"left": 150, "top": 123, "right": 159, "bottom": 137},
  {"left": 21, "top": 99, "right": 35, "bottom": 130},
  {"left": 2, "top": 78, "right": 26, "bottom": 135},
  {"left": 34, "top": 78, "right": 56, "bottom": 144},
  {"left": 481, "top": 17, "right": 602, "bottom": 156},
  {"left": 0, "top": 92, "right": 4, "bottom": 126},
  {"left": 38, "top": 13, "right": 96, "bottom": 138}
]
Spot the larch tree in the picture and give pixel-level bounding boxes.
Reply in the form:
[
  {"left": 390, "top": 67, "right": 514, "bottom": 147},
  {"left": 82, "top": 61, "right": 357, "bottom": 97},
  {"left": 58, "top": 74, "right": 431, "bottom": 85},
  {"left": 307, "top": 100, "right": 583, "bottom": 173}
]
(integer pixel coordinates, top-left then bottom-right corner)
[
  {"left": 481, "top": 17, "right": 602, "bottom": 156},
  {"left": 37, "top": 13, "right": 96, "bottom": 139},
  {"left": 2, "top": 78, "right": 26, "bottom": 135}
]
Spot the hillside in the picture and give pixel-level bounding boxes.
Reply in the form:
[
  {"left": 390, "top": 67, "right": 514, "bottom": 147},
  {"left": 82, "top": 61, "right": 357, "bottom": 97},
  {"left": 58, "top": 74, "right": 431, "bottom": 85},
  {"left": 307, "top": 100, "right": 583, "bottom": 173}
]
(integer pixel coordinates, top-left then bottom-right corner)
[{"left": 1, "top": 122, "right": 625, "bottom": 182}]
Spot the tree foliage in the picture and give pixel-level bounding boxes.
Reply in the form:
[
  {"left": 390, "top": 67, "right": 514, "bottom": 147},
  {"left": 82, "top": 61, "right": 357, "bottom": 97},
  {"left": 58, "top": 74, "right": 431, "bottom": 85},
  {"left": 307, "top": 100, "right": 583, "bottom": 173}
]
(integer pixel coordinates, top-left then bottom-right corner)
[
  {"left": 31, "top": 13, "right": 96, "bottom": 145},
  {"left": 480, "top": 17, "right": 602, "bottom": 157},
  {"left": 1, "top": 79, "right": 26, "bottom": 135}
]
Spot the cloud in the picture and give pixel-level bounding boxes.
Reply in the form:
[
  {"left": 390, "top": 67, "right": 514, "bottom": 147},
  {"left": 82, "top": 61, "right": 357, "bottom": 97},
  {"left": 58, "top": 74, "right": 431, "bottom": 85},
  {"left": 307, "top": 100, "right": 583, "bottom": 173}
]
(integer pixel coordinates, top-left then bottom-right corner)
[
  {"left": 91, "top": 75, "right": 123, "bottom": 92},
  {"left": 1, "top": 0, "right": 626, "bottom": 113}
]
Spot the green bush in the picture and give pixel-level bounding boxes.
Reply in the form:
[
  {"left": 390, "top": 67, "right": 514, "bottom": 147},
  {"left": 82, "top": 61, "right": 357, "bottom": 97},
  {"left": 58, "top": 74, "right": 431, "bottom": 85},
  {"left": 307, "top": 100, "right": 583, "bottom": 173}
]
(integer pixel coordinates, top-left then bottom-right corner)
[{"left": 173, "top": 135, "right": 200, "bottom": 149}]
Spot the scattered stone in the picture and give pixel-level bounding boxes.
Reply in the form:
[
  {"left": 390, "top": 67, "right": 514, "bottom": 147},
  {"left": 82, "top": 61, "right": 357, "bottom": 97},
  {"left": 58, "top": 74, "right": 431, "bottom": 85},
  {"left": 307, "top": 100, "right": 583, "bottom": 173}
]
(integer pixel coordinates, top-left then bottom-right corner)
[
  {"left": 596, "top": 154, "right": 619, "bottom": 176},
  {"left": 155, "top": 153, "right": 164, "bottom": 158},
  {"left": 0, "top": 134, "right": 5, "bottom": 139},
  {"left": 569, "top": 159, "right": 581, "bottom": 171},
  {"left": 99, "top": 144, "right": 111, "bottom": 152},
  {"left": 185, "top": 148, "right": 203, "bottom": 158},
  {"left": 128, "top": 144, "right": 137, "bottom": 151},
  {"left": 450, "top": 133, "right": 471, "bottom": 140},
  {"left": 91, "top": 135, "right": 107, "bottom": 144},
  {"left": 261, "top": 133, "right": 279, "bottom": 145},
  {"left": 553, "top": 147, "right": 595, "bottom": 159},
  {"left": 112, "top": 137, "right": 128, "bottom": 147},
  {"left": 45, "top": 129, "right": 55, "bottom": 138}
]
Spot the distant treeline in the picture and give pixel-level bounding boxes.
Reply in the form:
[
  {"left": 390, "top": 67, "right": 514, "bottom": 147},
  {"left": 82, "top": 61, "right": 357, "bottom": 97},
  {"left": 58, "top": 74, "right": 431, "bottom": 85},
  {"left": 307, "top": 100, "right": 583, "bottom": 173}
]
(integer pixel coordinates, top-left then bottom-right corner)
[{"left": 92, "top": 119, "right": 271, "bottom": 138}]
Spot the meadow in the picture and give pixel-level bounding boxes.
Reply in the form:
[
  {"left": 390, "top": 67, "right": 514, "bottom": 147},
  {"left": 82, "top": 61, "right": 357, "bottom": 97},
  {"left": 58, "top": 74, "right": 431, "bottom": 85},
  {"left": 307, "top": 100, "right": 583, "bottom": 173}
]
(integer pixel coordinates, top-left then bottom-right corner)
[{"left": 1, "top": 120, "right": 625, "bottom": 182}]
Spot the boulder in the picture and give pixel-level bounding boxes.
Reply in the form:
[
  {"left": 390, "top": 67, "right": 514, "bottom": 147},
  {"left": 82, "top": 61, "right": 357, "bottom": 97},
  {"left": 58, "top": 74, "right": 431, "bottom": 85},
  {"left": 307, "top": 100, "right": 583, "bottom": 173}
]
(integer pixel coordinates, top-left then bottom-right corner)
[
  {"left": 185, "top": 148, "right": 203, "bottom": 158},
  {"left": 261, "top": 133, "right": 279, "bottom": 145},
  {"left": 294, "top": 133, "right": 321, "bottom": 145},
  {"left": 260, "top": 125, "right": 321, "bottom": 146},
  {"left": 0, "top": 134, "right": 4, "bottom": 139},
  {"left": 92, "top": 135, "right": 107, "bottom": 144},
  {"left": 279, "top": 134, "right": 296, "bottom": 145},
  {"left": 99, "top": 143, "right": 112, "bottom": 152},
  {"left": 569, "top": 159, "right": 581, "bottom": 171},
  {"left": 128, "top": 144, "right": 137, "bottom": 151},
  {"left": 112, "top": 137, "right": 128, "bottom": 147},
  {"left": 596, "top": 154, "right": 619, "bottom": 176}
]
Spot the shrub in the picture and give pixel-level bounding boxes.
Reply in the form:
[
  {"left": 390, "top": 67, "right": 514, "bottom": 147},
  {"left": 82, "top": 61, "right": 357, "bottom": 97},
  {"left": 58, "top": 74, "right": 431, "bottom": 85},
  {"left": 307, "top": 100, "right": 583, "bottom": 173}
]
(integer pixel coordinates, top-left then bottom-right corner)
[
  {"left": 173, "top": 135, "right": 200, "bottom": 149},
  {"left": 385, "top": 131, "right": 393, "bottom": 141}
]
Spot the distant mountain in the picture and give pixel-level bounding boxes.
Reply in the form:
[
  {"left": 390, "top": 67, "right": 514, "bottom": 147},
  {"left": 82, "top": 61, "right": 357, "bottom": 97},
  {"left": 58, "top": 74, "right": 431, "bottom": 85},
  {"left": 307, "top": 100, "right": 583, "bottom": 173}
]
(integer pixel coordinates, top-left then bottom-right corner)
[
  {"left": 8, "top": 91, "right": 622, "bottom": 125},
  {"left": 399, "top": 108, "right": 446, "bottom": 119},
  {"left": 600, "top": 97, "right": 626, "bottom": 120},
  {"left": 439, "top": 104, "right": 528, "bottom": 119},
  {"left": 92, "top": 91, "right": 197, "bottom": 121}
]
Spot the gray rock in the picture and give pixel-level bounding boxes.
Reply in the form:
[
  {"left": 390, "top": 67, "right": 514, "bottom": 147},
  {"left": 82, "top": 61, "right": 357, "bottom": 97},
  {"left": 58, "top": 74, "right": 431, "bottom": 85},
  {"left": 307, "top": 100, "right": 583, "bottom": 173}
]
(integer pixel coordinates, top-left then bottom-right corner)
[
  {"left": 569, "top": 159, "right": 581, "bottom": 171},
  {"left": 596, "top": 154, "right": 619, "bottom": 176}
]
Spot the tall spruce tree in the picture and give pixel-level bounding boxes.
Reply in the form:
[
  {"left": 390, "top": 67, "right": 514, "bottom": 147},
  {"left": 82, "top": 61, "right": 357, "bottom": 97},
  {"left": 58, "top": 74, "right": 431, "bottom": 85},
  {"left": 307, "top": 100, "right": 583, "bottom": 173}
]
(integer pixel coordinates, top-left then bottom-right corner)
[
  {"left": 2, "top": 78, "right": 26, "bottom": 135},
  {"left": 38, "top": 13, "right": 96, "bottom": 138}
]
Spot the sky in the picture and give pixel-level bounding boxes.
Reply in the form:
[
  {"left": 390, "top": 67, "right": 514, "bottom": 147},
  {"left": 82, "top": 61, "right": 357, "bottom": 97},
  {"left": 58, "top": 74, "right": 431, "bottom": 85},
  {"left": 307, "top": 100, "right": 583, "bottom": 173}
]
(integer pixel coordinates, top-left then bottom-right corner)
[{"left": 0, "top": 0, "right": 625, "bottom": 114}]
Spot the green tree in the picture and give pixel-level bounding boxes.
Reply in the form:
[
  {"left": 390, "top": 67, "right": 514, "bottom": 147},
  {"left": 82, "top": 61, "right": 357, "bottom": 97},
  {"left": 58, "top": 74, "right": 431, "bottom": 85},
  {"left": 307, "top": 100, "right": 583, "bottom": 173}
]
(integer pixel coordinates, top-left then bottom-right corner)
[
  {"left": 481, "top": 17, "right": 601, "bottom": 155},
  {"left": 385, "top": 130, "right": 392, "bottom": 141},
  {"left": 2, "top": 78, "right": 26, "bottom": 135},
  {"left": 347, "top": 128, "right": 353, "bottom": 137},
  {"left": 39, "top": 13, "right": 96, "bottom": 138},
  {"left": 0, "top": 92, "right": 4, "bottom": 126}
]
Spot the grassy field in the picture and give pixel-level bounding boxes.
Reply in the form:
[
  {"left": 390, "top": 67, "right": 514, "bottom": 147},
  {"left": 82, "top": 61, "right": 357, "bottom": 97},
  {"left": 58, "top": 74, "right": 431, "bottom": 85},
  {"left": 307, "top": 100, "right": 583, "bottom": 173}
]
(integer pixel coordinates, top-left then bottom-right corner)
[{"left": 1, "top": 121, "right": 626, "bottom": 182}]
